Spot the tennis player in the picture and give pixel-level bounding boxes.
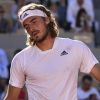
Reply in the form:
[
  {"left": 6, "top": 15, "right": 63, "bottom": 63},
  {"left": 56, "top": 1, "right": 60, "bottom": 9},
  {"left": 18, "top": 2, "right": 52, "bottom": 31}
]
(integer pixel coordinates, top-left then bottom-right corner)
[{"left": 4, "top": 3, "right": 100, "bottom": 100}]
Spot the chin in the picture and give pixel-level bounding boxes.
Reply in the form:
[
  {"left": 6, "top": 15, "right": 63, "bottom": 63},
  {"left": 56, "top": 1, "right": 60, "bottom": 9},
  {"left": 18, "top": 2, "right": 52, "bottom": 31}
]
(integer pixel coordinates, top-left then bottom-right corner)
[
  {"left": 34, "top": 37, "right": 42, "bottom": 43},
  {"left": 35, "top": 31, "right": 48, "bottom": 43}
]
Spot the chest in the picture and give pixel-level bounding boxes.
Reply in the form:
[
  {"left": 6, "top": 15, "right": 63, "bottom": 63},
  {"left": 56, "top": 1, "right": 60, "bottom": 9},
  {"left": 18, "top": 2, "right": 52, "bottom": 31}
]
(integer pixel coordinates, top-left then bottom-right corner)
[{"left": 24, "top": 48, "right": 81, "bottom": 81}]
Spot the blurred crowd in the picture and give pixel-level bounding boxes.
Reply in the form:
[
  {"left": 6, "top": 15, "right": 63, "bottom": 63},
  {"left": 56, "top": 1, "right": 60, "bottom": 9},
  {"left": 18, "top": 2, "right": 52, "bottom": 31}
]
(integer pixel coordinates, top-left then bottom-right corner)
[
  {"left": 0, "top": 0, "right": 100, "bottom": 47},
  {"left": 0, "top": 0, "right": 99, "bottom": 33},
  {"left": 78, "top": 75, "right": 100, "bottom": 100},
  {"left": 0, "top": 0, "right": 100, "bottom": 99}
]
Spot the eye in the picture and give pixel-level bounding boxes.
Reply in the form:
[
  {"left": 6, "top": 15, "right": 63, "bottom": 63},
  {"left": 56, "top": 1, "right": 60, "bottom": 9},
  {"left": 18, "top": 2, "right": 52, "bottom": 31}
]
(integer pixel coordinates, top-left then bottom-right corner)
[
  {"left": 32, "top": 20, "right": 36, "bottom": 24},
  {"left": 25, "top": 26, "right": 30, "bottom": 31}
]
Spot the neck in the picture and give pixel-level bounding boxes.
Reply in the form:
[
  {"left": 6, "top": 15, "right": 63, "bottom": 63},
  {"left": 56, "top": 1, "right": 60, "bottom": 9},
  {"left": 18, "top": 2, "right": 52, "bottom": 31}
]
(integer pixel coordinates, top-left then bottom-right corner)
[{"left": 36, "top": 36, "right": 56, "bottom": 51}]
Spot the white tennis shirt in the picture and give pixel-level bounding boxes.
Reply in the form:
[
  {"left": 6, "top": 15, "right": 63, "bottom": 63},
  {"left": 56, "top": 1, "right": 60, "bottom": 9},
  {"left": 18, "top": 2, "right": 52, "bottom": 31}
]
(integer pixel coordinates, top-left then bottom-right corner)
[{"left": 9, "top": 37, "right": 98, "bottom": 100}]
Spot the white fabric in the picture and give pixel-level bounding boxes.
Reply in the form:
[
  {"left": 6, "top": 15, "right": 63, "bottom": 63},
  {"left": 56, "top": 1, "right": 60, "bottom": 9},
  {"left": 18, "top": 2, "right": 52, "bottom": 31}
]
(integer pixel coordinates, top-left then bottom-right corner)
[
  {"left": 67, "top": 0, "right": 94, "bottom": 28},
  {"left": 67, "top": 0, "right": 74, "bottom": 5},
  {"left": 9, "top": 37, "right": 98, "bottom": 100},
  {"left": 0, "top": 48, "right": 9, "bottom": 78},
  {"left": 78, "top": 87, "right": 100, "bottom": 99},
  {"left": 19, "top": 9, "right": 47, "bottom": 23}
]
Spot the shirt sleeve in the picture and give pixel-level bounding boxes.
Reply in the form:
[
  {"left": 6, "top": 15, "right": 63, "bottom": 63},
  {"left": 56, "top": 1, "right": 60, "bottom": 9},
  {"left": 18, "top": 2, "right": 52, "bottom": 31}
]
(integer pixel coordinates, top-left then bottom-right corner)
[
  {"left": 79, "top": 42, "right": 99, "bottom": 73},
  {"left": 9, "top": 55, "right": 25, "bottom": 88}
]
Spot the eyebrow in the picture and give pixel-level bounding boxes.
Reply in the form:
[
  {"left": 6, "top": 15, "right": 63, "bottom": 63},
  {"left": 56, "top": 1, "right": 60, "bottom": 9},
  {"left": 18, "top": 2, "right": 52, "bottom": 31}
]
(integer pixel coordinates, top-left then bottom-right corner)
[
  {"left": 23, "top": 17, "right": 37, "bottom": 28},
  {"left": 30, "top": 17, "right": 37, "bottom": 23}
]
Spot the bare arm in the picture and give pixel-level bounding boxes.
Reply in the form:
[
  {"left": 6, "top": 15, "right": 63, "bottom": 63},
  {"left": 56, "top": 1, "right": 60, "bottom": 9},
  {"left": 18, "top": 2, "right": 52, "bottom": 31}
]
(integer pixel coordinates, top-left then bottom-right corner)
[
  {"left": 90, "top": 63, "right": 100, "bottom": 82},
  {"left": 4, "top": 85, "right": 21, "bottom": 100}
]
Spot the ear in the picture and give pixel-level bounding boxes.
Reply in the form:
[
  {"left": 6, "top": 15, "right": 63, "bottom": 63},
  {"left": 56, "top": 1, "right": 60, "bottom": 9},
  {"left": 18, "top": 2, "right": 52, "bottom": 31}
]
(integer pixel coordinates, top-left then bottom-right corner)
[{"left": 45, "top": 17, "right": 50, "bottom": 24}]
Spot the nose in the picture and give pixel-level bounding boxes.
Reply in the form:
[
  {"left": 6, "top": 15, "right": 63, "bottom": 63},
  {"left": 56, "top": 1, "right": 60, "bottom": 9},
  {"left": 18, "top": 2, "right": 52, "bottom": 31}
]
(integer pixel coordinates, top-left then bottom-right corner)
[
  {"left": 28, "top": 24, "right": 35, "bottom": 33},
  {"left": 30, "top": 27, "right": 34, "bottom": 32}
]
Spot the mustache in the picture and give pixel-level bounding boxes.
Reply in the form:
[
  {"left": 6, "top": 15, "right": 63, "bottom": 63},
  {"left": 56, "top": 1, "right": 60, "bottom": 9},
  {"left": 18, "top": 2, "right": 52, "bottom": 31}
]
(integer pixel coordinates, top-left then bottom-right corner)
[{"left": 32, "top": 30, "right": 39, "bottom": 35}]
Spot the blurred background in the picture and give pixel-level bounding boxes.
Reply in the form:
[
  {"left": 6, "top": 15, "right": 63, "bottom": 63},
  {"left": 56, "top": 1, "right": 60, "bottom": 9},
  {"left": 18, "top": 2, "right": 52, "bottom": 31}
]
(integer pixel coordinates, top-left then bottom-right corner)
[{"left": 0, "top": 0, "right": 100, "bottom": 100}]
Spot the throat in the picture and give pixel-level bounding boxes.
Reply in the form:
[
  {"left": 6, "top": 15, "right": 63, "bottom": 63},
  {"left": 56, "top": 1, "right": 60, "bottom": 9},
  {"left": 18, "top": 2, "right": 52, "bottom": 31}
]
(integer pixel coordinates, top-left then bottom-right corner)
[{"left": 36, "top": 37, "right": 56, "bottom": 51}]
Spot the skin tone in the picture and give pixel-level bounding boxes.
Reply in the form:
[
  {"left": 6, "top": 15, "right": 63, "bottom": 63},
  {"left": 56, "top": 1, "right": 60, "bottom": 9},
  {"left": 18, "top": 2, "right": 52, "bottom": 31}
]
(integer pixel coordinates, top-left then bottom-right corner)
[
  {"left": 82, "top": 80, "right": 92, "bottom": 91},
  {"left": 23, "top": 16, "right": 55, "bottom": 51},
  {"left": 4, "top": 15, "right": 100, "bottom": 100},
  {"left": 90, "top": 64, "right": 100, "bottom": 81}
]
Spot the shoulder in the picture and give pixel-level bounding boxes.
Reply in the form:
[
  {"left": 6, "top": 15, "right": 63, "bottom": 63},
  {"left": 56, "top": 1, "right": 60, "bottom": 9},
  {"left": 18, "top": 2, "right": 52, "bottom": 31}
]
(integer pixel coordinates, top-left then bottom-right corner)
[
  {"left": 67, "top": 0, "right": 75, "bottom": 11},
  {"left": 58, "top": 37, "right": 86, "bottom": 48},
  {"left": 84, "top": 0, "right": 93, "bottom": 6},
  {"left": 12, "top": 46, "right": 33, "bottom": 62},
  {"left": 91, "top": 87, "right": 99, "bottom": 92},
  {"left": 69, "top": 0, "right": 76, "bottom": 6},
  {"left": 68, "top": 0, "right": 78, "bottom": 9},
  {"left": 77, "top": 87, "right": 84, "bottom": 94},
  {"left": 77, "top": 87, "right": 82, "bottom": 91},
  {"left": 57, "top": 37, "right": 88, "bottom": 54}
]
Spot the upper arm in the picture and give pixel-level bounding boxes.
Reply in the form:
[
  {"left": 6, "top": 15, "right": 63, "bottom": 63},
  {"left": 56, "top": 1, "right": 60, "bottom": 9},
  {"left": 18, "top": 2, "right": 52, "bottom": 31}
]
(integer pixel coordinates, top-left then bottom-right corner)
[
  {"left": 90, "top": 63, "right": 100, "bottom": 81},
  {"left": 4, "top": 85, "right": 22, "bottom": 100},
  {"left": 79, "top": 42, "right": 99, "bottom": 73},
  {"left": 9, "top": 55, "right": 25, "bottom": 88}
]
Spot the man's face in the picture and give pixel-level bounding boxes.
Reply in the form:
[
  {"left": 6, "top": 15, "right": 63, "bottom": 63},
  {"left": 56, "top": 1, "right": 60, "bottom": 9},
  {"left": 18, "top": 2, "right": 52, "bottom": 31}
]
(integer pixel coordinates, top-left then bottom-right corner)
[
  {"left": 77, "top": 0, "right": 84, "bottom": 6},
  {"left": 23, "top": 16, "right": 49, "bottom": 43},
  {"left": 82, "top": 79, "right": 92, "bottom": 91}
]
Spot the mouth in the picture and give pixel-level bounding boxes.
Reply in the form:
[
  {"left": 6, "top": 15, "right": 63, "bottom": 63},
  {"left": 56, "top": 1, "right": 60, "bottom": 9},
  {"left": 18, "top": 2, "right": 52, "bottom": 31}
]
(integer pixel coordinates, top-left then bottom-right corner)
[{"left": 32, "top": 30, "right": 39, "bottom": 37}]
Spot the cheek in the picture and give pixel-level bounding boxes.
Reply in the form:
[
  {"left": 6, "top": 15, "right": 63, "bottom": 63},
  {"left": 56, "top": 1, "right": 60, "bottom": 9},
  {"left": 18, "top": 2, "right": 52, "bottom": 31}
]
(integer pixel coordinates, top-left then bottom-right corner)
[{"left": 39, "top": 23, "right": 47, "bottom": 33}]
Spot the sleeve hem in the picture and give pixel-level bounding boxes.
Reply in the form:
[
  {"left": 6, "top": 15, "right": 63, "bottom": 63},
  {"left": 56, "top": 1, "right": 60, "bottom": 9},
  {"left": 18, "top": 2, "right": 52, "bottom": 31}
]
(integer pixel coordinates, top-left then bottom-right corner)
[
  {"left": 86, "top": 61, "right": 99, "bottom": 73},
  {"left": 9, "top": 81, "right": 24, "bottom": 88}
]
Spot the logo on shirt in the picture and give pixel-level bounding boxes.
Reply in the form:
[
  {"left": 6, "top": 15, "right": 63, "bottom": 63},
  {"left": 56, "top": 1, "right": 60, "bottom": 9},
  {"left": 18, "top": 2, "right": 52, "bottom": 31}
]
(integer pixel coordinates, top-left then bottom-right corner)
[{"left": 60, "top": 50, "right": 68, "bottom": 56}]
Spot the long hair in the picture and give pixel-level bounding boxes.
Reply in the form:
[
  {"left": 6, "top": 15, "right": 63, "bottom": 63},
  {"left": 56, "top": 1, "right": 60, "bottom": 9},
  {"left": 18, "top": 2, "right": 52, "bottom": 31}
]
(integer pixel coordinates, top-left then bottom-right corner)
[
  {"left": 18, "top": 3, "right": 59, "bottom": 46},
  {"left": 76, "top": 8, "right": 87, "bottom": 27}
]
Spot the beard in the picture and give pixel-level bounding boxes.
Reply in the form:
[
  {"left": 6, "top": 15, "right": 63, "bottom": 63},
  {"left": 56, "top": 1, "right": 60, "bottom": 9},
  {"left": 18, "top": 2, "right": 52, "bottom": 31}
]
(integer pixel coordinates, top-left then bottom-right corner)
[{"left": 33, "top": 26, "right": 49, "bottom": 45}]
